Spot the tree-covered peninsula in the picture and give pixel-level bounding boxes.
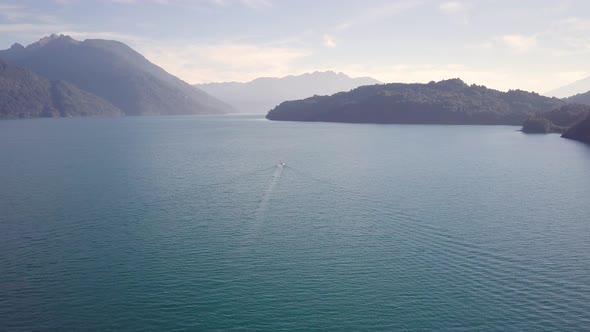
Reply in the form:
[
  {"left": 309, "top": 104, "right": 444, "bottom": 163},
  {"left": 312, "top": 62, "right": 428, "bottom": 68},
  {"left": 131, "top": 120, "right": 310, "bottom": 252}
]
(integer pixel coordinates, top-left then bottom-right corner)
[{"left": 266, "top": 79, "right": 565, "bottom": 125}]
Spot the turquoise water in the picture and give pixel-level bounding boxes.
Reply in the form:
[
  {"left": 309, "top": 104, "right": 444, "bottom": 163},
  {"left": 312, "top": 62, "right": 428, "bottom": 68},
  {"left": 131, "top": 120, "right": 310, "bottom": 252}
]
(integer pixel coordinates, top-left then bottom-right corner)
[{"left": 1, "top": 115, "right": 590, "bottom": 331}]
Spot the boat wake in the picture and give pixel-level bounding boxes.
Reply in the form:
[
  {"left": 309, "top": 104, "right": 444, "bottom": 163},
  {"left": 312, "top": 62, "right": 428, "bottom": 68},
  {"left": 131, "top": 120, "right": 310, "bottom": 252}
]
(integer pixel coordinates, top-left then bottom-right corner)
[{"left": 254, "top": 163, "right": 285, "bottom": 219}]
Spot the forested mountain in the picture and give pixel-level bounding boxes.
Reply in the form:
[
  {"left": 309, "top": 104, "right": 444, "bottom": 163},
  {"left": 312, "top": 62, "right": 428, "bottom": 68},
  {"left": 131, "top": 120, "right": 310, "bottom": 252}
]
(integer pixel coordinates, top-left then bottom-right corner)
[
  {"left": 0, "top": 34, "right": 232, "bottom": 116},
  {"left": 266, "top": 79, "right": 566, "bottom": 125},
  {"left": 0, "top": 59, "right": 121, "bottom": 118},
  {"left": 562, "top": 113, "right": 590, "bottom": 144},
  {"left": 195, "top": 71, "right": 380, "bottom": 113},
  {"left": 521, "top": 104, "right": 590, "bottom": 133}
]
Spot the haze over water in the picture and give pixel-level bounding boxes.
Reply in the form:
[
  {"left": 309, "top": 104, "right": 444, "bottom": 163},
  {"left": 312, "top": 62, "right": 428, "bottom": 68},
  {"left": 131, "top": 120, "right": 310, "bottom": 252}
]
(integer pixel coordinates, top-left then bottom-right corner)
[{"left": 1, "top": 115, "right": 590, "bottom": 330}]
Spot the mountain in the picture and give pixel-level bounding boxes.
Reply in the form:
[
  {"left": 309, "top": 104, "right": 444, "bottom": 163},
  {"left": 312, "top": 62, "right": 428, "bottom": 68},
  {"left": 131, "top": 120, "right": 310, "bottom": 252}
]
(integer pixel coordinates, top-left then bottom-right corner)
[
  {"left": 0, "top": 34, "right": 232, "bottom": 116},
  {"left": 195, "top": 71, "right": 380, "bottom": 113},
  {"left": 266, "top": 78, "right": 566, "bottom": 125},
  {"left": 565, "top": 90, "right": 590, "bottom": 106},
  {"left": 562, "top": 113, "right": 590, "bottom": 144},
  {"left": 521, "top": 104, "right": 590, "bottom": 133},
  {"left": 0, "top": 59, "right": 121, "bottom": 119},
  {"left": 545, "top": 76, "right": 590, "bottom": 98}
]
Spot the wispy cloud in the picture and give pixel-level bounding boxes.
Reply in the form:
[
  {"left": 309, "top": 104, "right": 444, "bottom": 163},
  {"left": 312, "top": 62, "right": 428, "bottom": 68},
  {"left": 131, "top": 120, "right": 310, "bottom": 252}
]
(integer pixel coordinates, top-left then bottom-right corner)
[
  {"left": 438, "top": 1, "right": 468, "bottom": 24},
  {"left": 439, "top": 1, "right": 464, "bottom": 14},
  {"left": 472, "top": 16, "right": 590, "bottom": 57},
  {"left": 141, "top": 41, "right": 311, "bottom": 83},
  {"left": 0, "top": 4, "right": 29, "bottom": 21},
  {"left": 328, "top": 0, "right": 422, "bottom": 53},
  {"left": 0, "top": 3, "right": 64, "bottom": 40},
  {"left": 553, "top": 70, "right": 588, "bottom": 83},
  {"left": 109, "top": 0, "right": 139, "bottom": 4},
  {"left": 233, "top": 0, "right": 272, "bottom": 9},
  {"left": 107, "top": 0, "right": 272, "bottom": 8},
  {"left": 500, "top": 34, "right": 538, "bottom": 53},
  {"left": 543, "top": 17, "right": 590, "bottom": 55},
  {"left": 0, "top": 23, "right": 68, "bottom": 34},
  {"left": 336, "top": 0, "right": 422, "bottom": 30},
  {"left": 0, "top": 4, "right": 58, "bottom": 24},
  {"left": 316, "top": 62, "right": 564, "bottom": 92},
  {"left": 323, "top": 34, "right": 336, "bottom": 48}
]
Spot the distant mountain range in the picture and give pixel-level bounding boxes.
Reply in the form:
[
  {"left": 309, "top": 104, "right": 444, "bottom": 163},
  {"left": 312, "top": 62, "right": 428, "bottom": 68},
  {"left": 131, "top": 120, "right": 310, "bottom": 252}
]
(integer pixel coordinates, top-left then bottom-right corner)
[
  {"left": 0, "top": 34, "right": 232, "bottom": 117},
  {"left": 267, "top": 78, "right": 566, "bottom": 125},
  {"left": 195, "top": 71, "right": 380, "bottom": 113},
  {"left": 0, "top": 58, "right": 121, "bottom": 118},
  {"left": 545, "top": 76, "right": 590, "bottom": 98}
]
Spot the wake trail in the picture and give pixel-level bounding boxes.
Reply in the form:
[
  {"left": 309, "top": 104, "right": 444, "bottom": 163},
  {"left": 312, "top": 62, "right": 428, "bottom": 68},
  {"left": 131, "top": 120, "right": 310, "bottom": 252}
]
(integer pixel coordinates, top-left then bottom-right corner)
[{"left": 254, "top": 165, "right": 284, "bottom": 219}]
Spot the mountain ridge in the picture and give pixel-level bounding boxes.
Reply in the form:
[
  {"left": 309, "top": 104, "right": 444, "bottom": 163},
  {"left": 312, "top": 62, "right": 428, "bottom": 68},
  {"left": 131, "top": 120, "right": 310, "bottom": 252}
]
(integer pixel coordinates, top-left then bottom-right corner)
[
  {"left": 195, "top": 71, "right": 380, "bottom": 113},
  {"left": 0, "top": 34, "right": 233, "bottom": 116}
]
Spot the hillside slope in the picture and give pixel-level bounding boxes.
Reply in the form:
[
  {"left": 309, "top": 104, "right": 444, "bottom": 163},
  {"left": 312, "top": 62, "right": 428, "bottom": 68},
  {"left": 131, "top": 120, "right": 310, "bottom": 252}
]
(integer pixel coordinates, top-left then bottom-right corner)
[
  {"left": 0, "top": 59, "right": 122, "bottom": 118},
  {"left": 0, "top": 34, "right": 232, "bottom": 116}
]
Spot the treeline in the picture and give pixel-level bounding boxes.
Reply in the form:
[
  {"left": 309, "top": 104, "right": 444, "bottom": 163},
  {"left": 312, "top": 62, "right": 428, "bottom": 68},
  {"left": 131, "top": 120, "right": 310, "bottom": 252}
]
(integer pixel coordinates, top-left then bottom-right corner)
[
  {"left": 562, "top": 113, "right": 590, "bottom": 144},
  {"left": 522, "top": 104, "right": 590, "bottom": 133}
]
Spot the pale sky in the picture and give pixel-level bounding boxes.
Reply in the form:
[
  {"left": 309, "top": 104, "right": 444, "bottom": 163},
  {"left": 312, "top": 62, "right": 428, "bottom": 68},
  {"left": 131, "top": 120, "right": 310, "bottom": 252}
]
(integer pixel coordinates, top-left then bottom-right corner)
[{"left": 1, "top": 0, "right": 590, "bottom": 93}]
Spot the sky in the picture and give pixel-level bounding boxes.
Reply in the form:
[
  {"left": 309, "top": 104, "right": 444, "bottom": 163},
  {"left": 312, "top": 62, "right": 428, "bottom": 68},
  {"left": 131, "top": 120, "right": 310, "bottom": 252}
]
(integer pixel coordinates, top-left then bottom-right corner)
[{"left": 1, "top": 0, "right": 590, "bottom": 93}]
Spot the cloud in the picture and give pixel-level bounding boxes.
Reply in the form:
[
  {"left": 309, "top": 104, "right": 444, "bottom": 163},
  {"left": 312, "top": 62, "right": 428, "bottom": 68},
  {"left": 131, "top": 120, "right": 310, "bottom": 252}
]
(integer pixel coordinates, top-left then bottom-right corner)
[
  {"left": 543, "top": 17, "right": 590, "bottom": 55},
  {"left": 0, "top": 4, "right": 58, "bottom": 24},
  {"left": 474, "top": 17, "right": 590, "bottom": 57},
  {"left": 336, "top": 0, "right": 422, "bottom": 30},
  {"left": 0, "top": 23, "right": 68, "bottom": 34},
  {"left": 323, "top": 34, "right": 336, "bottom": 48},
  {"left": 330, "top": 63, "right": 509, "bottom": 87},
  {"left": 438, "top": 1, "right": 468, "bottom": 24},
  {"left": 107, "top": 0, "right": 272, "bottom": 8},
  {"left": 0, "top": 2, "right": 301, "bottom": 85},
  {"left": 0, "top": 4, "right": 29, "bottom": 22},
  {"left": 439, "top": 1, "right": 464, "bottom": 14},
  {"left": 500, "top": 34, "right": 537, "bottom": 53},
  {"left": 203, "top": 0, "right": 273, "bottom": 7},
  {"left": 553, "top": 70, "right": 588, "bottom": 83},
  {"left": 237, "top": 0, "right": 272, "bottom": 8},
  {"left": 0, "top": 3, "right": 64, "bottom": 39},
  {"left": 359, "top": 63, "right": 583, "bottom": 94},
  {"left": 312, "top": 62, "right": 562, "bottom": 92},
  {"left": 140, "top": 42, "right": 311, "bottom": 83}
]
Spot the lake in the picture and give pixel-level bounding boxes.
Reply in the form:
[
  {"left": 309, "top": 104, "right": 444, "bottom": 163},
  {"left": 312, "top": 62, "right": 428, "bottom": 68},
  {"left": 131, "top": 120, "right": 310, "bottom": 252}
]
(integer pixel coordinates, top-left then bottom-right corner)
[{"left": 1, "top": 114, "right": 589, "bottom": 331}]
